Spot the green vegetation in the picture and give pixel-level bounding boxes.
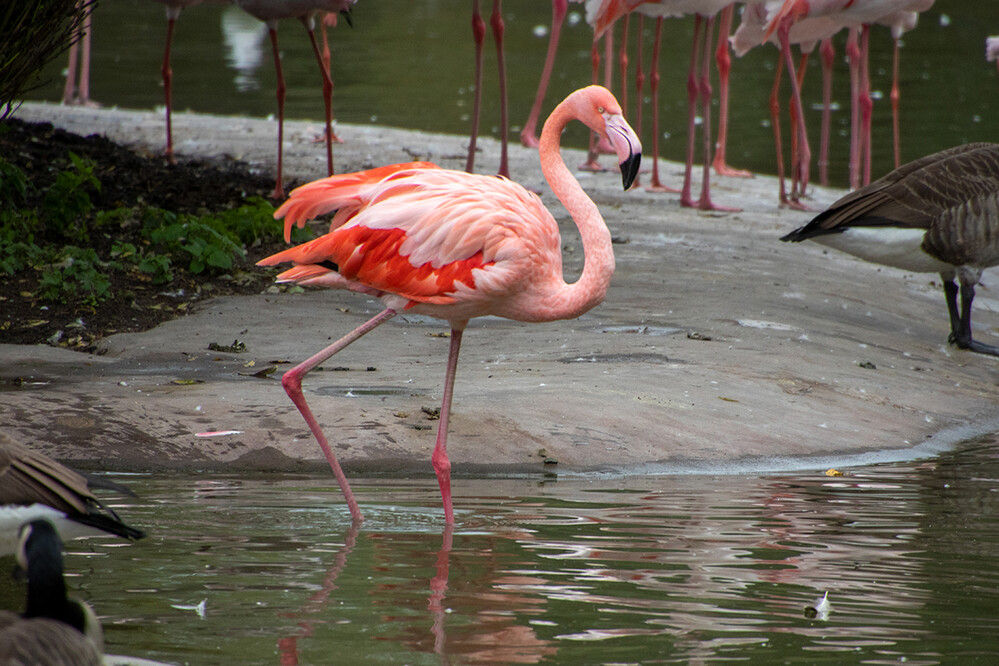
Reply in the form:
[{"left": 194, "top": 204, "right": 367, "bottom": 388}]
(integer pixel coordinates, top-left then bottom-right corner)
[{"left": 0, "top": 153, "right": 299, "bottom": 308}]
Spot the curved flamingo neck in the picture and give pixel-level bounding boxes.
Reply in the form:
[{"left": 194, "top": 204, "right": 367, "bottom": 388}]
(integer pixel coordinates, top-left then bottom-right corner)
[{"left": 538, "top": 95, "right": 615, "bottom": 320}]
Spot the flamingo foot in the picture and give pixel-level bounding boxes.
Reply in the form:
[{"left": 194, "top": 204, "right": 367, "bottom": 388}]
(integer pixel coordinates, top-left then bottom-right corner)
[
  {"left": 713, "top": 163, "right": 753, "bottom": 178},
  {"left": 578, "top": 159, "right": 607, "bottom": 172},
  {"left": 688, "top": 197, "right": 741, "bottom": 212},
  {"left": 520, "top": 129, "right": 540, "bottom": 149},
  {"left": 312, "top": 128, "right": 344, "bottom": 144},
  {"left": 780, "top": 198, "right": 814, "bottom": 212},
  {"left": 646, "top": 182, "right": 681, "bottom": 194}
]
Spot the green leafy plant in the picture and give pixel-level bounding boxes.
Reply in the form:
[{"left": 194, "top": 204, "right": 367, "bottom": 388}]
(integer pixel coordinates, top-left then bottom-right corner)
[
  {"left": 37, "top": 246, "right": 109, "bottom": 307},
  {"left": 43, "top": 152, "right": 100, "bottom": 243}
]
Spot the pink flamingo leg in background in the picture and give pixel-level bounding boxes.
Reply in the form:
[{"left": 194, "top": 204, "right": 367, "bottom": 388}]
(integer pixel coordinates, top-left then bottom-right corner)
[
  {"left": 521, "top": 0, "right": 568, "bottom": 149},
  {"left": 711, "top": 4, "right": 752, "bottom": 179},
  {"left": 859, "top": 23, "right": 872, "bottom": 186},
  {"left": 265, "top": 26, "right": 287, "bottom": 198},
  {"left": 774, "top": 16, "right": 811, "bottom": 203},
  {"left": 818, "top": 37, "right": 835, "bottom": 185},
  {"left": 466, "top": 0, "right": 487, "bottom": 173},
  {"left": 646, "top": 17, "right": 679, "bottom": 193},
  {"left": 161, "top": 9, "right": 182, "bottom": 164},
  {"left": 490, "top": 0, "right": 510, "bottom": 178},
  {"left": 302, "top": 17, "right": 335, "bottom": 176}
]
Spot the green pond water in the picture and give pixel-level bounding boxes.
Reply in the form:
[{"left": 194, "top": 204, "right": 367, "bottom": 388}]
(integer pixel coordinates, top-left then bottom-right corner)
[
  {"left": 3, "top": 436, "right": 999, "bottom": 664},
  {"left": 25, "top": 0, "right": 999, "bottom": 187}
]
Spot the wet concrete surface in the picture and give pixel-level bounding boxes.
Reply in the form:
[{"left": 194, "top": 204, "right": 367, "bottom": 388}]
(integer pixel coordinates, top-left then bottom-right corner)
[{"left": 4, "top": 102, "right": 999, "bottom": 476}]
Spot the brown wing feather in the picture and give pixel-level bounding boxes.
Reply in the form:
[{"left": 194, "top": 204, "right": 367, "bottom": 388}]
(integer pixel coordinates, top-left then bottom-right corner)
[{"left": 784, "top": 143, "right": 999, "bottom": 240}]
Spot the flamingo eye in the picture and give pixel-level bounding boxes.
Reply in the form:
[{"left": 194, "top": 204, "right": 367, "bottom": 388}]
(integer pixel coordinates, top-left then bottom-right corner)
[{"left": 597, "top": 106, "right": 605, "bottom": 114}]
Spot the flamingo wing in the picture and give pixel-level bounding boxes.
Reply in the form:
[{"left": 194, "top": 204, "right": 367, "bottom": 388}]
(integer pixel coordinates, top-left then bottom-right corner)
[{"left": 259, "top": 166, "right": 561, "bottom": 309}]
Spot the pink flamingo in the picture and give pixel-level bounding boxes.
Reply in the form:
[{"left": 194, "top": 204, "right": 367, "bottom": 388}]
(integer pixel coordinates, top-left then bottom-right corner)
[
  {"left": 151, "top": 0, "right": 223, "bottom": 164},
  {"left": 764, "top": 0, "right": 935, "bottom": 196},
  {"left": 257, "top": 86, "right": 641, "bottom": 524},
  {"left": 590, "top": 1, "right": 740, "bottom": 210},
  {"left": 234, "top": 0, "right": 355, "bottom": 198},
  {"left": 989, "top": 36, "right": 999, "bottom": 72}
]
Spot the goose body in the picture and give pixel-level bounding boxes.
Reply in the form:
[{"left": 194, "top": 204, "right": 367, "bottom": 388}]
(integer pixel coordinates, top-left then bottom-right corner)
[
  {"left": 781, "top": 142, "right": 999, "bottom": 355},
  {"left": 0, "top": 437, "right": 146, "bottom": 555}
]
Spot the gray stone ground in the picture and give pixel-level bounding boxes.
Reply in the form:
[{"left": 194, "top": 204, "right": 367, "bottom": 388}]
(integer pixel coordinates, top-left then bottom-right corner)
[{"left": 4, "top": 102, "right": 999, "bottom": 476}]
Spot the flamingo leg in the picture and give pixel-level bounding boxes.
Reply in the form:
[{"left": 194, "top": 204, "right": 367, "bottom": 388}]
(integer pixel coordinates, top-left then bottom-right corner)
[
  {"left": 490, "top": 0, "right": 510, "bottom": 178},
  {"left": 680, "top": 16, "right": 703, "bottom": 208},
  {"left": 818, "top": 37, "right": 834, "bottom": 186},
  {"left": 859, "top": 24, "right": 872, "bottom": 186},
  {"left": 776, "top": 17, "right": 811, "bottom": 201},
  {"left": 646, "top": 17, "right": 679, "bottom": 193},
  {"left": 267, "top": 25, "right": 287, "bottom": 199},
  {"left": 63, "top": 29, "right": 79, "bottom": 104},
  {"left": 580, "top": 34, "right": 606, "bottom": 171},
  {"left": 847, "top": 27, "right": 861, "bottom": 190},
  {"left": 521, "top": 0, "right": 567, "bottom": 149},
  {"left": 466, "top": 0, "right": 486, "bottom": 173},
  {"left": 694, "top": 15, "right": 739, "bottom": 212},
  {"left": 281, "top": 308, "right": 399, "bottom": 523},
  {"left": 890, "top": 36, "right": 901, "bottom": 169},
  {"left": 432, "top": 328, "right": 465, "bottom": 525},
  {"left": 302, "top": 16, "right": 335, "bottom": 176},
  {"left": 634, "top": 14, "right": 645, "bottom": 182},
  {"left": 595, "top": 27, "right": 617, "bottom": 155},
  {"left": 161, "top": 10, "right": 182, "bottom": 164},
  {"left": 711, "top": 4, "right": 752, "bottom": 178},
  {"left": 315, "top": 16, "right": 343, "bottom": 144},
  {"left": 618, "top": 13, "right": 630, "bottom": 119},
  {"left": 78, "top": 9, "right": 92, "bottom": 104},
  {"left": 789, "top": 51, "right": 809, "bottom": 205},
  {"left": 769, "top": 55, "right": 791, "bottom": 206}
]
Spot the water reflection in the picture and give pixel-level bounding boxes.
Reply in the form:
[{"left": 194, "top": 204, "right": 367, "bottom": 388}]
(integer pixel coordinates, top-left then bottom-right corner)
[
  {"left": 4, "top": 439, "right": 998, "bottom": 663},
  {"left": 221, "top": 7, "right": 268, "bottom": 93}
]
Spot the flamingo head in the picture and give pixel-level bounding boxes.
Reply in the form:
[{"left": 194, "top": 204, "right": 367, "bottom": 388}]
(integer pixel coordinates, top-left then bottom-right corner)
[{"left": 572, "top": 85, "right": 642, "bottom": 190}]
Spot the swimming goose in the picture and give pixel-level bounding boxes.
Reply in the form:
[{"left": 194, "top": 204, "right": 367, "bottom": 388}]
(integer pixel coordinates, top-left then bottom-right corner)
[
  {"left": 0, "top": 519, "right": 103, "bottom": 666},
  {"left": 781, "top": 142, "right": 999, "bottom": 355},
  {"left": 0, "top": 437, "right": 146, "bottom": 555}
]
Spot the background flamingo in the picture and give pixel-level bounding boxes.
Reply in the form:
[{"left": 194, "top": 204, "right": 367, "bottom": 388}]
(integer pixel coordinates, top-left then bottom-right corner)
[
  {"left": 989, "top": 36, "right": 999, "bottom": 72},
  {"left": 234, "top": 0, "right": 355, "bottom": 198},
  {"left": 588, "top": 1, "right": 740, "bottom": 210},
  {"left": 257, "top": 85, "right": 641, "bottom": 524},
  {"left": 151, "top": 0, "right": 220, "bottom": 164}
]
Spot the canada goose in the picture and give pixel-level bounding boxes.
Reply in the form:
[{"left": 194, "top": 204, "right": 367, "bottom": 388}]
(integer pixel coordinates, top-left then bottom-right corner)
[
  {"left": 0, "top": 437, "right": 146, "bottom": 555},
  {"left": 0, "top": 519, "right": 103, "bottom": 665},
  {"left": 781, "top": 142, "right": 999, "bottom": 355}
]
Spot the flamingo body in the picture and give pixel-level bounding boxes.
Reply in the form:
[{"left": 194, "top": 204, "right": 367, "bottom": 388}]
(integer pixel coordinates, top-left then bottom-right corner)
[{"left": 259, "top": 85, "right": 641, "bottom": 523}]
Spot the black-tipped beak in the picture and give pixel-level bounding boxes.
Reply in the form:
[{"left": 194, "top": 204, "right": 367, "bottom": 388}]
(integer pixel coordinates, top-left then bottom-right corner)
[
  {"left": 341, "top": 7, "right": 353, "bottom": 28},
  {"left": 620, "top": 152, "right": 641, "bottom": 190}
]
